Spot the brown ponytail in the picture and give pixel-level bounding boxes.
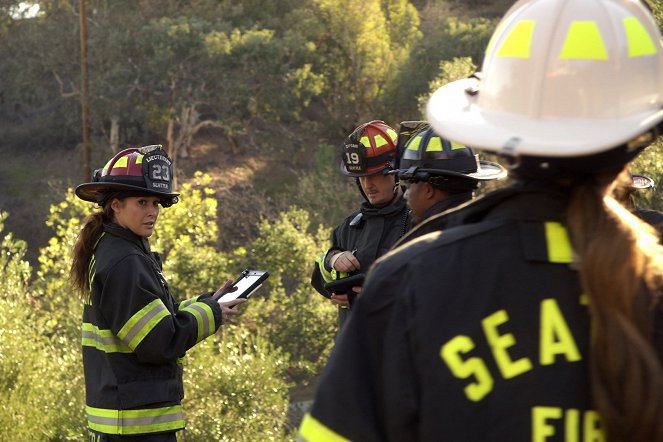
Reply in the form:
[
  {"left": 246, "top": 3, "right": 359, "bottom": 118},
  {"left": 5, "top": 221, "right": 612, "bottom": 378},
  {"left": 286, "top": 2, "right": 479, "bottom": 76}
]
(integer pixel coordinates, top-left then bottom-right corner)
[
  {"left": 566, "top": 169, "right": 663, "bottom": 442},
  {"left": 70, "top": 204, "right": 114, "bottom": 296}
]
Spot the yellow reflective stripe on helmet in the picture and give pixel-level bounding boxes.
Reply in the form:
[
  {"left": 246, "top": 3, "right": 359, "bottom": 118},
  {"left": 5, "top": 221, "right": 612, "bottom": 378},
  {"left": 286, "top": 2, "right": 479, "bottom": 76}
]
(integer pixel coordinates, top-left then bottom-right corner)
[
  {"left": 426, "top": 137, "right": 443, "bottom": 152},
  {"left": 359, "top": 136, "right": 371, "bottom": 148},
  {"left": 544, "top": 222, "right": 573, "bottom": 264},
  {"left": 180, "top": 301, "right": 215, "bottom": 343},
  {"left": 298, "top": 413, "right": 350, "bottom": 442},
  {"left": 114, "top": 156, "right": 129, "bottom": 168},
  {"left": 486, "top": 18, "right": 508, "bottom": 55},
  {"left": 623, "top": 17, "right": 657, "bottom": 57},
  {"left": 406, "top": 136, "right": 423, "bottom": 151},
  {"left": 559, "top": 21, "right": 608, "bottom": 60},
  {"left": 82, "top": 323, "right": 132, "bottom": 353},
  {"left": 374, "top": 134, "right": 389, "bottom": 148},
  {"left": 496, "top": 20, "right": 535, "bottom": 58},
  {"left": 117, "top": 299, "right": 170, "bottom": 350},
  {"left": 135, "top": 154, "right": 144, "bottom": 164},
  {"left": 86, "top": 405, "right": 185, "bottom": 435},
  {"left": 386, "top": 128, "right": 398, "bottom": 143},
  {"left": 450, "top": 141, "right": 465, "bottom": 150}
]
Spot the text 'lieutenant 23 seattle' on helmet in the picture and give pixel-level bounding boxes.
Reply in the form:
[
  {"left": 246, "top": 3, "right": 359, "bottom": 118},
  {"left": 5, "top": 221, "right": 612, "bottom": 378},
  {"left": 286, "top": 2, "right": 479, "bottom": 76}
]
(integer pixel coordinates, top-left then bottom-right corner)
[{"left": 75, "top": 144, "right": 179, "bottom": 208}]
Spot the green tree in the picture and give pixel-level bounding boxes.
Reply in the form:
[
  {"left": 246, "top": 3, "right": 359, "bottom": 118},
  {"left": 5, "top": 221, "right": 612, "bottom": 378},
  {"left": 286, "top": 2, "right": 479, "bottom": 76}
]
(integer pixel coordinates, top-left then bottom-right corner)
[
  {"left": 417, "top": 56, "right": 477, "bottom": 115},
  {"left": 240, "top": 207, "right": 337, "bottom": 383},
  {"left": 385, "top": 13, "right": 496, "bottom": 120}
]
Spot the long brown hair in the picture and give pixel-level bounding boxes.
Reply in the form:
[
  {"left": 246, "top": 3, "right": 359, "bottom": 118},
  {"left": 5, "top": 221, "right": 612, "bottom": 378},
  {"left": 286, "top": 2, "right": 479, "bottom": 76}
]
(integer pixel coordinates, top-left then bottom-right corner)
[
  {"left": 566, "top": 168, "right": 663, "bottom": 441},
  {"left": 70, "top": 203, "right": 115, "bottom": 295}
]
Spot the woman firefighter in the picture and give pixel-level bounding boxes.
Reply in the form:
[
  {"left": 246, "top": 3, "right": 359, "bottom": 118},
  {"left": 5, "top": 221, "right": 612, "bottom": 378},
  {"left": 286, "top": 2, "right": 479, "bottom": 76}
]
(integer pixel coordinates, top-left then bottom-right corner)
[{"left": 71, "top": 145, "right": 244, "bottom": 441}]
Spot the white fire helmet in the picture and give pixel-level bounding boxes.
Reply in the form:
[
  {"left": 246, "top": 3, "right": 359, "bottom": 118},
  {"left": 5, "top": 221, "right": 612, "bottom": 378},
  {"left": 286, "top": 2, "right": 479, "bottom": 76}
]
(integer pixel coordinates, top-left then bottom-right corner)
[{"left": 427, "top": 0, "right": 663, "bottom": 159}]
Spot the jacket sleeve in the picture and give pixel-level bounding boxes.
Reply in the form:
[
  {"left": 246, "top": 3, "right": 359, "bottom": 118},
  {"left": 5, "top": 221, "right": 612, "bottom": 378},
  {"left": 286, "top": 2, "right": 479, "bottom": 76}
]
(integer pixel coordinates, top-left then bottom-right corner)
[
  {"left": 299, "top": 257, "right": 419, "bottom": 442},
  {"left": 97, "top": 254, "right": 223, "bottom": 364},
  {"left": 310, "top": 226, "right": 347, "bottom": 298}
]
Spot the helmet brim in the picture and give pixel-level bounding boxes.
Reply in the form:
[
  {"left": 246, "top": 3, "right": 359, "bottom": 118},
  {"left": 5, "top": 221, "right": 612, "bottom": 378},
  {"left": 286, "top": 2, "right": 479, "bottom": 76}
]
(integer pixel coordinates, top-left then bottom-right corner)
[
  {"left": 469, "top": 160, "right": 507, "bottom": 180},
  {"left": 427, "top": 77, "right": 663, "bottom": 158},
  {"left": 340, "top": 162, "right": 391, "bottom": 177},
  {"left": 630, "top": 174, "right": 655, "bottom": 189},
  {"left": 397, "top": 160, "right": 506, "bottom": 182},
  {"left": 75, "top": 182, "right": 180, "bottom": 204}
]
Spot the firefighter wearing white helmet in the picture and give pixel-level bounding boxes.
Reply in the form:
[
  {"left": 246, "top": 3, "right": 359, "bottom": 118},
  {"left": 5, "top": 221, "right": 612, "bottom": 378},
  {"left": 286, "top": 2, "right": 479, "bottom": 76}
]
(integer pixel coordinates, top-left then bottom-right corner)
[{"left": 299, "top": 1, "right": 663, "bottom": 441}]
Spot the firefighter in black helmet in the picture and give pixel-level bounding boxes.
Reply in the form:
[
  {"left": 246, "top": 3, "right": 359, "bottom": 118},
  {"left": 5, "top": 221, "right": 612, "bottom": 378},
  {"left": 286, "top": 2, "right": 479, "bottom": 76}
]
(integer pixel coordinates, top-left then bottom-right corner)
[
  {"left": 72, "top": 145, "right": 244, "bottom": 441},
  {"left": 300, "top": 0, "right": 663, "bottom": 440},
  {"left": 310, "top": 121, "right": 411, "bottom": 329},
  {"left": 395, "top": 125, "right": 505, "bottom": 243}
]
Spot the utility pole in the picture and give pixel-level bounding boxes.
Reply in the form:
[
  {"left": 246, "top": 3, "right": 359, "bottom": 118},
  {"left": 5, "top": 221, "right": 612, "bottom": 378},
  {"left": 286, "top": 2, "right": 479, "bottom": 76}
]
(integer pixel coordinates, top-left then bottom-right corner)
[{"left": 79, "top": 0, "right": 91, "bottom": 182}]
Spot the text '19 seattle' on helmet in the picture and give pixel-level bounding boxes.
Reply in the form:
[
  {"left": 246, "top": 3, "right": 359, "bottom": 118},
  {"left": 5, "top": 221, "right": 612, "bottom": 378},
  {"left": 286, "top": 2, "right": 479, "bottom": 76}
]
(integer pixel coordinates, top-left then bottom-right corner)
[
  {"left": 397, "top": 125, "right": 506, "bottom": 192},
  {"left": 341, "top": 120, "right": 399, "bottom": 177},
  {"left": 426, "top": 0, "right": 663, "bottom": 177},
  {"left": 75, "top": 144, "right": 179, "bottom": 207}
]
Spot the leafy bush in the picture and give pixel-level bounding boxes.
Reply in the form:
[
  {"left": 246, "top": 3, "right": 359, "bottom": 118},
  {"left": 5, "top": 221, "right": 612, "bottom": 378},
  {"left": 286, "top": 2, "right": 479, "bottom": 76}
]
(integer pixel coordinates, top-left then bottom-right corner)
[
  {"left": 0, "top": 212, "right": 86, "bottom": 441},
  {"left": 181, "top": 327, "right": 291, "bottom": 441},
  {"left": 240, "top": 208, "right": 337, "bottom": 383}
]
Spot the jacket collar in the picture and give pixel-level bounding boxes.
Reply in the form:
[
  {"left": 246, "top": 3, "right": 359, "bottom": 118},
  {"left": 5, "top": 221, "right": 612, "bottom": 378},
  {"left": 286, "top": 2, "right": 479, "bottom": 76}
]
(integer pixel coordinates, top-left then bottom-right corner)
[
  {"left": 422, "top": 192, "right": 473, "bottom": 221},
  {"left": 360, "top": 191, "right": 408, "bottom": 217},
  {"left": 103, "top": 222, "right": 152, "bottom": 253},
  {"left": 444, "top": 180, "right": 569, "bottom": 228}
]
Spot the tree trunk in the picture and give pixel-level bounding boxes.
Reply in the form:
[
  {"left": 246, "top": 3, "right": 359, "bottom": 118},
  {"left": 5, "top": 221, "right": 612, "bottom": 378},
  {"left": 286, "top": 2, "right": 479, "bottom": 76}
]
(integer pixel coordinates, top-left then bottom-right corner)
[{"left": 110, "top": 116, "right": 119, "bottom": 153}]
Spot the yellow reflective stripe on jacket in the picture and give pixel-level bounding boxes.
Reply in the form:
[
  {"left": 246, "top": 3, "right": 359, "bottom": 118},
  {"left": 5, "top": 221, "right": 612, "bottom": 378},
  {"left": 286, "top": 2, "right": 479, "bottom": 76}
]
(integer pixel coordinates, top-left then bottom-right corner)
[
  {"left": 316, "top": 251, "right": 336, "bottom": 283},
  {"left": 544, "top": 222, "right": 573, "bottom": 264},
  {"left": 298, "top": 413, "right": 349, "bottom": 442},
  {"left": 82, "top": 323, "right": 132, "bottom": 353},
  {"left": 86, "top": 405, "right": 185, "bottom": 435},
  {"left": 117, "top": 299, "right": 170, "bottom": 350},
  {"left": 315, "top": 252, "right": 348, "bottom": 283},
  {"left": 178, "top": 297, "right": 199, "bottom": 309},
  {"left": 180, "top": 302, "right": 215, "bottom": 343},
  {"left": 86, "top": 233, "right": 106, "bottom": 306}
]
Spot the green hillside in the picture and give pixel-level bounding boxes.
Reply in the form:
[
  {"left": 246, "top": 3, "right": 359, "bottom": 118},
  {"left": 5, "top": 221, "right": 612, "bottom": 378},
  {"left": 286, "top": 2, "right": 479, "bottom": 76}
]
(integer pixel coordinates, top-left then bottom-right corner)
[{"left": 0, "top": 0, "right": 515, "bottom": 263}]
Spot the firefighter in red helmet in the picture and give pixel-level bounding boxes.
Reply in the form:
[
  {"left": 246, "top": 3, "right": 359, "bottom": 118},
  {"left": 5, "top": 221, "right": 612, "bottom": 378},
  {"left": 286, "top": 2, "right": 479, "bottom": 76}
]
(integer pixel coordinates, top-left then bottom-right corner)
[
  {"left": 72, "top": 145, "right": 244, "bottom": 441},
  {"left": 311, "top": 121, "right": 411, "bottom": 329}
]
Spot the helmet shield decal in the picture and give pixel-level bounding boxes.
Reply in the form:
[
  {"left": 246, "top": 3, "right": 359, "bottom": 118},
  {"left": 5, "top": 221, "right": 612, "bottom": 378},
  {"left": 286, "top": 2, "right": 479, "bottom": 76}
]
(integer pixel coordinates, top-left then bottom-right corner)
[
  {"left": 143, "top": 148, "right": 174, "bottom": 194},
  {"left": 75, "top": 144, "right": 179, "bottom": 206},
  {"left": 342, "top": 139, "right": 367, "bottom": 175}
]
